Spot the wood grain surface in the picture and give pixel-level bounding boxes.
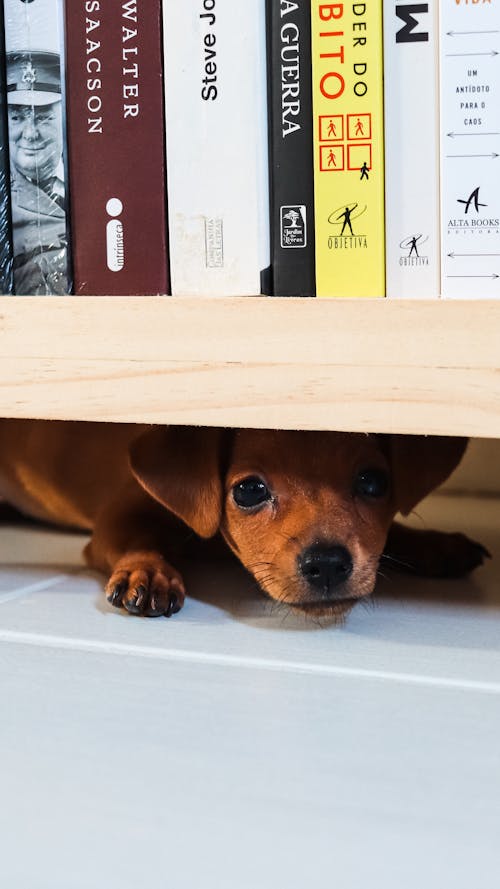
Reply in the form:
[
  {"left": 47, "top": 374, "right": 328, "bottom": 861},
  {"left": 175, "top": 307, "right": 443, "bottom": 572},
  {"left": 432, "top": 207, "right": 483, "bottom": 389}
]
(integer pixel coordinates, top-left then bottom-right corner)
[{"left": 0, "top": 297, "right": 498, "bottom": 437}]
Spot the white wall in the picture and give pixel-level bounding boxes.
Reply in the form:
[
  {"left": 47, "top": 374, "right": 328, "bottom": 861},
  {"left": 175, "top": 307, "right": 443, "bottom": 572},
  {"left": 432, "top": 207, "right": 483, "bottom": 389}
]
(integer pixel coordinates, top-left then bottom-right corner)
[{"left": 442, "top": 438, "right": 500, "bottom": 495}]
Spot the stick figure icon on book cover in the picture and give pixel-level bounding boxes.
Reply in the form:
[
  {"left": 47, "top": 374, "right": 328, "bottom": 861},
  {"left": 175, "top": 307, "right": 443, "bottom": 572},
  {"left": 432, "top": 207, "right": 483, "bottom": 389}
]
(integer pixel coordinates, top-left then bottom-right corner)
[
  {"left": 360, "top": 161, "right": 369, "bottom": 181},
  {"left": 6, "top": 49, "right": 70, "bottom": 294}
]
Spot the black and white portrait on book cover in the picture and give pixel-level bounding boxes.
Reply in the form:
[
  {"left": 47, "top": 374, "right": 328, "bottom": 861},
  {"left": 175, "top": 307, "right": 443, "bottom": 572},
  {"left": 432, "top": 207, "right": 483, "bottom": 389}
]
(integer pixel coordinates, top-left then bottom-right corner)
[{"left": 4, "top": 0, "right": 71, "bottom": 294}]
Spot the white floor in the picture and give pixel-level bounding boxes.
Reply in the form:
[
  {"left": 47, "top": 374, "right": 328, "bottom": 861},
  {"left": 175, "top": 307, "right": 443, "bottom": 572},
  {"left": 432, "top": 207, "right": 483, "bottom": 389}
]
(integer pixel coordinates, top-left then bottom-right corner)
[{"left": 0, "top": 493, "right": 499, "bottom": 889}]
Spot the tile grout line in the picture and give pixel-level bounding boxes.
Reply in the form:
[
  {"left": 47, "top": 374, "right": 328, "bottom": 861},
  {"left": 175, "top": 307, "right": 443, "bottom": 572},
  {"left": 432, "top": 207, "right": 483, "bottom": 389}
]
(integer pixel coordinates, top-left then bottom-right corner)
[
  {"left": 1, "top": 628, "right": 500, "bottom": 695},
  {"left": 0, "top": 574, "right": 71, "bottom": 605}
]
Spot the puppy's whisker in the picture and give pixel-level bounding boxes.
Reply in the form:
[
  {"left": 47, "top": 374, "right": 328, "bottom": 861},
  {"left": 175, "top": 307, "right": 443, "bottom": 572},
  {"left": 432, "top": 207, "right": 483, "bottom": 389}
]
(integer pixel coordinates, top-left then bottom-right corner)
[
  {"left": 381, "top": 552, "right": 416, "bottom": 571},
  {"left": 359, "top": 594, "right": 376, "bottom": 612},
  {"left": 408, "top": 509, "right": 427, "bottom": 529},
  {"left": 310, "top": 612, "right": 329, "bottom": 629},
  {"left": 280, "top": 607, "right": 291, "bottom": 626}
]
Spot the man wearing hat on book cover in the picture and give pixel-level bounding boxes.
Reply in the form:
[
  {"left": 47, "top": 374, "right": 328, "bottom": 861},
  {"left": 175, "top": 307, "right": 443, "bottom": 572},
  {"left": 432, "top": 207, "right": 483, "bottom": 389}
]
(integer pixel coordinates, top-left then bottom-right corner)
[{"left": 6, "top": 50, "right": 70, "bottom": 295}]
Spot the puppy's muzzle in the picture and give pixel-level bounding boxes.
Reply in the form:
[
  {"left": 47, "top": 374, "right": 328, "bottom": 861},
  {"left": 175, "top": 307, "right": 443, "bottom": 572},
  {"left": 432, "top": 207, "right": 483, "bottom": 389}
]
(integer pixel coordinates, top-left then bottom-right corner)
[{"left": 298, "top": 544, "right": 353, "bottom": 600}]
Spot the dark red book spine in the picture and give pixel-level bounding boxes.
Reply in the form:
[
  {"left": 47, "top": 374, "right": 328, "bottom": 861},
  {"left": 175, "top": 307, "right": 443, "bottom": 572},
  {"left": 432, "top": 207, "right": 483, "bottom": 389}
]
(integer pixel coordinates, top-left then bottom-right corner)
[{"left": 65, "top": 0, "right": 169, "bottom": 294}]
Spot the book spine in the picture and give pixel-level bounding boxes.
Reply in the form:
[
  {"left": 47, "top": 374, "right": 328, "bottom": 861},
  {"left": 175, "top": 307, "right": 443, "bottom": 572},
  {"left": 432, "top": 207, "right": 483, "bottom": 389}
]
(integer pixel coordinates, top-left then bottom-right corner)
[
  {"left": 268, "top": 0, "right": 315, "bottom": 296},
  {"left": 383, "top": 0, "right": 440, "bottom": 298},
  {"left": 0, "top": 1, "right": 13, "bottom": 294},
  {"left": 310, "top": 0, "right": 385, "bottom": 297},
  {"left": 65, "top": 0, "right": 168, "bottom": 295},
  {"left": 440, "top": 0, "right": 500, "bottom": 299},
  {"left": 3, "top": 0, "right": 71, "bottom": 295},
  {"left": 163, "top": 0, "right": 270, "bottom": 297}
]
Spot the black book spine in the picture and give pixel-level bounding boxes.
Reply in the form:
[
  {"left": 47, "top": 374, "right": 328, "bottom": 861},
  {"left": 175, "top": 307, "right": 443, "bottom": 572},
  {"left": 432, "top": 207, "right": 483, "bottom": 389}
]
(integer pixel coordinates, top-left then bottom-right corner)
[
  {"left": 0, "top": 3, "right": 13, "bottom": 294},
  {"left": 267, "top": 0, "right": 315, "bottom": 297}
]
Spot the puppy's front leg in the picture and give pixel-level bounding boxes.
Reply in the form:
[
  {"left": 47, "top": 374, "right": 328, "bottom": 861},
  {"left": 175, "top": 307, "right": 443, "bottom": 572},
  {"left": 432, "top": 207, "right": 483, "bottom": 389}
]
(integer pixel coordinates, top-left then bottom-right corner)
[
  {"left": 84, "top": 482, "right": 186, "bottom": 618},
  {"left": 384, "top": 522, "right": 490, "bottom": 579}
]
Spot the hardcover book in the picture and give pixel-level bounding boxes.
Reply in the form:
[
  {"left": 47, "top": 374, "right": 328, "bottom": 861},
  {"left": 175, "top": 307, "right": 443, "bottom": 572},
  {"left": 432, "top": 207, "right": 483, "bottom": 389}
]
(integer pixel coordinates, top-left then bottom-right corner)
[
  {"left": 310, "top": 0, "right": 385, "bottom": 297},
  {"left": 268, "top": 0, "right": 315, "bottom": 296},
  {"left": 440, "top": 0, "right": 500, "bottom": 299},
  {"left": 3, "top": 0, "right": 71, "bottom": 295},
  {"left": 65, "top": 0, "right": 169, "bottom": 295},
  {"left": 163, "top": 0, "right": 270, "bottom": 296},
  {"left": 0, "top": 1, "right": 13, "bottom": 294},
  {"left": 383, "top": 0, "right": 440, "bottom": 299}
]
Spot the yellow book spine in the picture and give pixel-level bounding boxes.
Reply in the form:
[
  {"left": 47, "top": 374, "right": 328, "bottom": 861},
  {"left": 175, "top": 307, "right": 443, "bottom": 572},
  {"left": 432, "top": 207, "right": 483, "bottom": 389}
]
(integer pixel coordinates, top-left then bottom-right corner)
[{"left": 311, "top": 1, "right": 385, "bottom": 297}]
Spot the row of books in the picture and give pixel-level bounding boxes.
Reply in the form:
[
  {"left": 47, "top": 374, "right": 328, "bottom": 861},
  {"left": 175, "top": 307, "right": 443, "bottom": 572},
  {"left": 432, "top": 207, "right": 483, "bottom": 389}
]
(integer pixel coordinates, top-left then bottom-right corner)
[
  {"left": 272, "top": 0, "right": 499, "bottom": 299},
  {"left": 0, "top": 0, "right": 498, "bottom": 299}
]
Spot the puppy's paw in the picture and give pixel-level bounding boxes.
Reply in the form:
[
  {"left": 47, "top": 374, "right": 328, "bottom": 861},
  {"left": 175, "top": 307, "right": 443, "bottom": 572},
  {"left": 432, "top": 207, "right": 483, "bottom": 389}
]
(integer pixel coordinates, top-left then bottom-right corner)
[
  {"left": 411, "top": 530, "right": 490, "bottom": 579},
  {"left": 105, "top": 552, "right": 185, "bottom": 618}
]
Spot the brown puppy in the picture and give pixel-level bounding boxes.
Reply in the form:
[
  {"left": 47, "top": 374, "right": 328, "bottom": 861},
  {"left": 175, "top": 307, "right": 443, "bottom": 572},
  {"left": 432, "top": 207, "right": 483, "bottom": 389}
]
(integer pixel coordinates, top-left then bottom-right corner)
[{"left": 0, "top": 420, "right": 489, "bottom": 621}]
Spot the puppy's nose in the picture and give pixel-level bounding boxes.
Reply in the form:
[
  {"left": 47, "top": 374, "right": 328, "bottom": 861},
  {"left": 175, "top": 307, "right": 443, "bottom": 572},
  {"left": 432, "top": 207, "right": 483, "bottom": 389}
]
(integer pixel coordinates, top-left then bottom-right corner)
[{"left": 299, "top": 545, "right": 353, "bottom": 594}]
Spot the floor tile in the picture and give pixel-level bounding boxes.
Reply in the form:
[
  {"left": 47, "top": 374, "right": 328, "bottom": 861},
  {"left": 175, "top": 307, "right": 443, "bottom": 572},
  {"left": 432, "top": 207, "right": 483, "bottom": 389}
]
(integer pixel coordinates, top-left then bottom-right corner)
[
  {"left": 1, "top": 641, "right": 499, "bottom": 889},
  {"left": 1, "top": 492, "right": 499, "bottom": 887}
]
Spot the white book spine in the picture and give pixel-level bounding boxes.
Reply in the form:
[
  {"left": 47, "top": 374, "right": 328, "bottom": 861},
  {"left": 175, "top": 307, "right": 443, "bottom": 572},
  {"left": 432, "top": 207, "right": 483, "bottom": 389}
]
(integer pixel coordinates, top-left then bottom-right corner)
[
  {"left": 163, "top": 0, "right": 270, "bottom": 297},
  {"left": 384, "top": 0, "right": 440, "bottom": 298},
  {"left": 440, "top": 0, "right": 500, "bottom": 299}
]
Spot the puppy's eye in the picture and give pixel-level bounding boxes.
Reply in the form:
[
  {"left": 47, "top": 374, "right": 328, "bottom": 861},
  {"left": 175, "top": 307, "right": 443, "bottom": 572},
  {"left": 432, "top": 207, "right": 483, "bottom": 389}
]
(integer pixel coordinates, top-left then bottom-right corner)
[
  {"left": 354, "top": 468, "right": 389, "bottom": 500},
  {"left": 232, "top": 476, "right": 272, "bottom": 510}
]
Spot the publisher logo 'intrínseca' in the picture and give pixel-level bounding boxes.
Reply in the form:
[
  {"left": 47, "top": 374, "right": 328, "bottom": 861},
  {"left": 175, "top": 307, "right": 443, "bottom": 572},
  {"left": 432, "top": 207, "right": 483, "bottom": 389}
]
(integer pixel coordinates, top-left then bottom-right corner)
[
  {"left": 327, "top": 202, "right": 367, "bottom": 250},
  {"left": 280, "top": 206, "right": 307, "bottom": 249},
  {"left": 106, "top": 198, "right": 125, "bottom": 272}
]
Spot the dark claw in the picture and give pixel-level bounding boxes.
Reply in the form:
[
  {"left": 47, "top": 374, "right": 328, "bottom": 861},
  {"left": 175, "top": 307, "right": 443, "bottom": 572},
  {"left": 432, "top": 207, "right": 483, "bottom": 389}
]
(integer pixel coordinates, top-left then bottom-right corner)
[
  {"left": 165, "top": 594, "right": 178, "bottom": 618},
  {"left": 134, "top": 584, "right": 148, "bottom": 610},
  {"left": 109, "top": 582, "right": 126, "bottom": 607},
  {"left": 124, "top": 595, "right": 142, "bottom": 615}
]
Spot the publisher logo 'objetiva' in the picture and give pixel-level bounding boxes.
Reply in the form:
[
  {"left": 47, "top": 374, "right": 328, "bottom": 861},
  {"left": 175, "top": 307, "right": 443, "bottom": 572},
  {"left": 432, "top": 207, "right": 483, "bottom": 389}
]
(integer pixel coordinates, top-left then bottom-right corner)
[
  {"left": 399, "top": 234, "right": 430, "bottom": 267},
  {"left": 327, "top": 202, "right": 367, "bottom": 249},
  {"left": 106, "top": 198, "right": 125, "bottom": 272}
]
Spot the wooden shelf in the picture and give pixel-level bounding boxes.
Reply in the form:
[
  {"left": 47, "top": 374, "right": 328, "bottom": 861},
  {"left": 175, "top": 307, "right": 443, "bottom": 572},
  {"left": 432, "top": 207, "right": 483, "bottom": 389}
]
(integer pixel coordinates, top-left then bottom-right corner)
[{"left": 0, "top": 296, "right": 498, "bottom": 438}]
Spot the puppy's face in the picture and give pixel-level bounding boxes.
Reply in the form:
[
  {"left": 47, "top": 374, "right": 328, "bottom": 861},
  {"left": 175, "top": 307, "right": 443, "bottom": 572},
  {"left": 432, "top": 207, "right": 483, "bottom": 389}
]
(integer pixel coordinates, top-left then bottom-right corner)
[
  {"left": 130, "top": 426, "right": 467, "bottom": 622},
  {"left": 221, "top": 430, "right": 393, "bottom": 619}
]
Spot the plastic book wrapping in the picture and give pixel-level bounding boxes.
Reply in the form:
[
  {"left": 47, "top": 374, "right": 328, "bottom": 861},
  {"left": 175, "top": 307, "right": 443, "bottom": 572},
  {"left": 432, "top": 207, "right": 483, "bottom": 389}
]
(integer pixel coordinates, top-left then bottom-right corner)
[
  {"left": 383, "top": 0, "right": 440, "bottom": 298},
  {"left": 0, "top": 1, "right": 13, "bottom": 294},
  {"left": 268, "top": 0, "right": 316, "bottom": 296},
  {"left": 311, "top": 0, "right": 385, "bottom": 297},
  {"left": 65, "top": 0, "right": 168, "bottom": 295},
  {"left": 440, "top": 0, "right": 500, "bottom": 299},
  {"left": 163, "top": 0, "right": 270, "bottom": 297},
  {"left": 3, "top": 0, "right": 71, "bottom": 295}
]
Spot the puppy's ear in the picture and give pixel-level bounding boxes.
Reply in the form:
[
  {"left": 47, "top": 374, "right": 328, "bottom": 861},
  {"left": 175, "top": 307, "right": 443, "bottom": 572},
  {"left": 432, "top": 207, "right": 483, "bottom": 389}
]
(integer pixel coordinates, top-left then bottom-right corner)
[
  {"left": 129, "top": 426, "right": 227, "bottom": 538},
  {"left": 387, "top": 435, "right": 468, "bottom": 516}
]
